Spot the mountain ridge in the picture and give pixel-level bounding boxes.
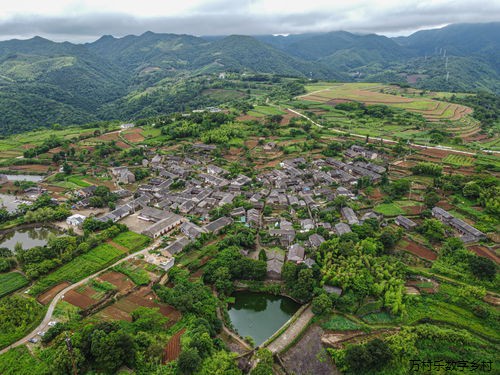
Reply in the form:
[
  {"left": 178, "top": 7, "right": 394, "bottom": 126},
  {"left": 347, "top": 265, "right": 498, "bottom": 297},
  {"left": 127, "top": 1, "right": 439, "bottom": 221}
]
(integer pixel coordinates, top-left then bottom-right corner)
[{"left": 0, "top": 22, "right": 498, "bottom": 133}]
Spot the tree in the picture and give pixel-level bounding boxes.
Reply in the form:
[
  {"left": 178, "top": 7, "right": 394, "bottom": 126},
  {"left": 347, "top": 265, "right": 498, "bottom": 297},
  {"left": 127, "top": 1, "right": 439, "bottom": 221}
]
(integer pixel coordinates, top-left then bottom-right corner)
[
  {"left": 312, "top": 293, "right": 333, "bottom": 315},
  {"left": 62, "top": 162, "right": 73, "bottom": 175},
  {"left": 469, "top": 256, "right": 496, "bottom": 281},
  {"left": 178, "top": 347, "right": 202, "bottom": 374},
  {"left": 379, "top": 226, "right": 403, "bottom": 252},
  {"left": 418, "top": 219, "right": 445, "bottom": 242},
  {"left": 293, "top": 268, "right": 315, "bottom": 301},
  {"left": 197, "top": 351, "right": 241, "bottom": 375},
  {"left": 213, "top": 266, "right": 234, "bottom": 296},
  {"left": 389, "top": 179, "right": 411, "bottom": 199},
  {"left": 250, "top": 349, "right": 274, "bottom": 375},
  {"left": 344, "top": 338, "right": 393, "bottom": 373},
  {"left": 424, "top": 191, "right": 440, "bottom": 208}
]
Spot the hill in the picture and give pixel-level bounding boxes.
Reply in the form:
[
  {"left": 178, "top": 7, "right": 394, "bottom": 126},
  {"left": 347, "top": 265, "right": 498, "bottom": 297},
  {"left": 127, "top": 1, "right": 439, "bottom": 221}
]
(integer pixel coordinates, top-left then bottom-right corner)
[{"left": 0, "top": 23, "right": 498, "bottom": 134}]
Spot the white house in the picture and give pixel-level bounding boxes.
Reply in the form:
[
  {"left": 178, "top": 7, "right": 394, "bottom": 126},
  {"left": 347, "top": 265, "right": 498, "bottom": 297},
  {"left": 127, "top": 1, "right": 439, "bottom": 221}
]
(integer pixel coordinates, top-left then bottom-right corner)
[{"left": 66, "top": 214, "right": 86, "bottom": 227}]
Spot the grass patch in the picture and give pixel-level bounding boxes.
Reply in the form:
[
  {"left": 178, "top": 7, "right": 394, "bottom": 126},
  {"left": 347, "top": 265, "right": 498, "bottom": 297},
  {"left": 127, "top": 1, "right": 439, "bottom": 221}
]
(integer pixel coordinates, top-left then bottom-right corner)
[
  {"left": 0, "top": 272, "right": 29, "bottom": 298},
  {"left": 321, "top": 315, "right": 364, "bottom": 331},
  {"left": 373, "top": 203, "right": 405, "bottom": 216},
  {"left": 361, "top": 312, "right": 397, "bottom": 324},
  {"left": 112, "top": 231, "right": 151, "bottom": 252},
  {"left": 65, "top": 175, "right": 92, "bottom": 187}
]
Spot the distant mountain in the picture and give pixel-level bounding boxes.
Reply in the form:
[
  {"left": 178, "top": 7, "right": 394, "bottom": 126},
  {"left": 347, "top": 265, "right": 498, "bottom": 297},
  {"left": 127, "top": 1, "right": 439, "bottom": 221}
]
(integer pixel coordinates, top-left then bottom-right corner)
[{"left": 0, "top": 23, "right": 498, "bottom": 133}]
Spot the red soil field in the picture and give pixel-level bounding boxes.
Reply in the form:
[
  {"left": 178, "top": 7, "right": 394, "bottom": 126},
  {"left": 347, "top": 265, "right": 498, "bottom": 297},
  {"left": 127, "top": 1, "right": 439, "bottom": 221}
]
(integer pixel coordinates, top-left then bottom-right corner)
[
  {"left": 98, "top": 271, "right": 135, "bottom": 292},
  {"left": 436, "top": 201, "right": 454, "bottom": 211},
  {"left": 115, "top": 141, "right": 131, "bottom": 149},
  {"left": 404, "top": 206, "right": 423, "bottom": 215},
  {"left": 99, "top": 305, "right": 134, "bottom": 322},
  {"left": 64, "top": 288, "right": 95, "bottom": 309},
  {"left": 468, "top": 246, "right": 500, "bottom": 264},
  {"left": 97, "top": 132, "right": 120, "bottom": 141},
  {"left": 106, "top": 239, "right": 129, "bottom": 253},
  {"left": 123, "top": 130, "right": 145, "bottom": 143},
  {"left": 244, "top": 139, "right": 259, "bottom": 149},
  {"left": 164, "top": 329, "right": 186, "bottom": 363},
  {"left": 9, "top": 164, "right": 52, "bottom": 173},
  {"left": 404, "top": 240, "right": 437, "bottom": 261},
  {"left": 37, "top": 282, "right": 71, "bottom": 305}
]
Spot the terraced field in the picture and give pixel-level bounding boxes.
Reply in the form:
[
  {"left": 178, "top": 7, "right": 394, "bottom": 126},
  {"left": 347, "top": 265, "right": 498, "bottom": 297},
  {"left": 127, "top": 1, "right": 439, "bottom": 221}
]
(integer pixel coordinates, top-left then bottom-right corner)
[{"left": 300, "top": 83, "right": 472, "bottom": 122}]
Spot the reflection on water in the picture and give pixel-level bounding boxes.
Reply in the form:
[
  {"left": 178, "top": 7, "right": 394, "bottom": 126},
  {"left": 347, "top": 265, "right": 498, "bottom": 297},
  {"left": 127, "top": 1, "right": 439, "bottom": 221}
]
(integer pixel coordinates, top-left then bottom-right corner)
[
  {"left": 228, "top": 291, "right": 300, "bottom": 345},
  {"left": 0, "top": 227, "right": 60, "bottom": 251}
]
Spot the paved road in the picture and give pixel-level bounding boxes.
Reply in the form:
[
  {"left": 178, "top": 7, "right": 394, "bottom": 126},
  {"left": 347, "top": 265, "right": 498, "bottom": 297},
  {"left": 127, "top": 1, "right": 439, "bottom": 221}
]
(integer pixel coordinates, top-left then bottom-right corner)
[
  {"left": 287, "top": 108, "right": 499, "bottom": 156},
  {"left": 0, "top": 241, "right": 159, "bottom": 355},
  {"left": 266, "top": 305, "right": 314, "bottom": 354}
]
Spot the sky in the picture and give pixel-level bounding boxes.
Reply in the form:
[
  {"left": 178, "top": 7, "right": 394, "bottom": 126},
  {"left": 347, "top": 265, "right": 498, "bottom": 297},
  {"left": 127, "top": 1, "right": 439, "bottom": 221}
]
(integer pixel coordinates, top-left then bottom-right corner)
[{"left": 0, "top": 0, "right": 499, "bottom": 42}]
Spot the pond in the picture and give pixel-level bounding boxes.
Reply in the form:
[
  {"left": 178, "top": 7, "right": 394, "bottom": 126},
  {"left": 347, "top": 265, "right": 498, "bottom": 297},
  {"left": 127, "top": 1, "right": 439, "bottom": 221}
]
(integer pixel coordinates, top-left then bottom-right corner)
[
  {"left": 3, "top": 174, "right": 44, "bottom": 182},
  {"left": 0, "top": 227, "right": 60, "bottom": 251},
  {"left": 0, "top": 193, "right": 32, "bottom": 213},
  {"left": 228, "top": 291, "right": 301, "bottom": 346}
]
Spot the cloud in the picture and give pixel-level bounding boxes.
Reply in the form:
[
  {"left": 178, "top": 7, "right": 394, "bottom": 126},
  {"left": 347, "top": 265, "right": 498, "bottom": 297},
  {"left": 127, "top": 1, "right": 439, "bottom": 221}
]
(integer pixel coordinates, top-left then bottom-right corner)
[{"left": 0, "top": 0, "right": 499, "bottom": 42}]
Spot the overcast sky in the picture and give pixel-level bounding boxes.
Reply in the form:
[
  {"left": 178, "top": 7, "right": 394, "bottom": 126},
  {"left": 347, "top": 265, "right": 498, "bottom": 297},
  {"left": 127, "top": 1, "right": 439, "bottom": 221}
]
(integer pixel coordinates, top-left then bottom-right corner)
[{"left": 0, "top": 0, "right": 499, "bottom": 42}]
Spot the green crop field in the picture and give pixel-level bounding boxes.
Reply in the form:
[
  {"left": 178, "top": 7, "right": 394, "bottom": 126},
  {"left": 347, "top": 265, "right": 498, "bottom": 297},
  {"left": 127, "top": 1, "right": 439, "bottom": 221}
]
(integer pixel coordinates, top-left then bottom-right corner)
[
  {"left": 442, "top": 154, "right": 474, "bottom": 166},
  {"left": 113, "top": 262, "right": 151, "bottom": 286},
  {"left": 0, "top": 272, "right": 29, "bottom": 298},
  {"left": 321, "top": 315, "right": 364, "bottom": 331},
  {"left": 31, "top": 243, "right": 126, "bottom": 296},
  {"left": 111, "top": 231, "right": 151, "bottom": 252}
]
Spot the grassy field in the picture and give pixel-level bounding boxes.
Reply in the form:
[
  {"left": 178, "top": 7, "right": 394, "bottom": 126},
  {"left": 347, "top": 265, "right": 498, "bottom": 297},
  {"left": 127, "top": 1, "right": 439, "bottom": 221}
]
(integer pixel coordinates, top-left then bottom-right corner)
[
  {"left": 247, "top": 105, "right": 286, "bottom": 117},
  {"left": 373, "top": 203, "right": 405, "bottom": 216},
  {"left": 321, "top": 315, "right": 365, "bottom": 331},
  {"left": 0, "top": 272, "right": 29, "bottom": 298},
  {"left": 111, "top": 231, "right": 151, "bottom": 252},
  {"left": 30, "top": 243, "right": 126, "bottom": 296}
]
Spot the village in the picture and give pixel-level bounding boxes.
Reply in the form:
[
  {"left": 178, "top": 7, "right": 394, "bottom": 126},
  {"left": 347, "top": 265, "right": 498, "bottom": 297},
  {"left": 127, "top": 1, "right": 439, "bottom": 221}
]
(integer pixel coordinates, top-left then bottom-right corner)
[{"left": 3, "top": 137, "right": 486, "bottom": 302}]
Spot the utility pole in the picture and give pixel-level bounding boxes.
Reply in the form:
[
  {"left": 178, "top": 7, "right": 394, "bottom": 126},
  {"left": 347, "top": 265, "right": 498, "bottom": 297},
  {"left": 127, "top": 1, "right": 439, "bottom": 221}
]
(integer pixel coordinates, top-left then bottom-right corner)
[{"left": 65, "top": 333, "right": 78, "bottom": 375}]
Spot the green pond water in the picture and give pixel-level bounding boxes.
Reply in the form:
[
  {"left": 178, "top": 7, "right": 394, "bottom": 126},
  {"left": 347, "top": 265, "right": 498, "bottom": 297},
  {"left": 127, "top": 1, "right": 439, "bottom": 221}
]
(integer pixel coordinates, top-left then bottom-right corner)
[
  {"left": 228, "top": 291, "right": 301, "bottom": 345},
  {"left": 0, "top": 227, "right": 60, "bottom": 251}
]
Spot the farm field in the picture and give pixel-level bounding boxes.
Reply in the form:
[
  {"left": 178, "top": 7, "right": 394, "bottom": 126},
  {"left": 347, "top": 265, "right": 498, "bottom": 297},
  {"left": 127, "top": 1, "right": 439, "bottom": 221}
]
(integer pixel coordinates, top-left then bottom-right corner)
[
  {"left": 111, "top": 231, "right": 151, "bottom": 252},
  {"left": 373, "top": 203, "right": 405, "bottom": 216},
  {"left": 0, "top": 272, "right": 29, "bottom": 298},
  {"left": 30, "top": 243, "right": 126, "bottom": 296},
  {"left": 299, "top": 82, "right": 472, "bottom": 122},
  {"left": 248, "top": 105, "right": 286, "bottom": 117},
  {"left": 442, "top": 154, "right": 474, "bottom": 166}
]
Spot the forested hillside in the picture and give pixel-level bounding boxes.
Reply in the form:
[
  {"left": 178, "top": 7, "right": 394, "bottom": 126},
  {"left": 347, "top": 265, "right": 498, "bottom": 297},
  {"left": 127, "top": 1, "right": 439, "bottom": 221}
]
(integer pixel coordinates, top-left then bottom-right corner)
[{"left": 0, "top": 23, "right": 498, "bottom": 134}]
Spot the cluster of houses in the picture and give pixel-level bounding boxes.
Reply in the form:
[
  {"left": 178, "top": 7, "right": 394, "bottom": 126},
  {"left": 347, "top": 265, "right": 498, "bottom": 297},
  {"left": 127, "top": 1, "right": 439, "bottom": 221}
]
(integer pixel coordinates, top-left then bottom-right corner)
[
  {"left": 64, "top": 142, "right": 487, "bottom": 281},
  {"left": 393, "top": 207, "right": 486, "bottom": 244},
  {"left": 431, "top": 206, "right": 486, "bottom": 243}
]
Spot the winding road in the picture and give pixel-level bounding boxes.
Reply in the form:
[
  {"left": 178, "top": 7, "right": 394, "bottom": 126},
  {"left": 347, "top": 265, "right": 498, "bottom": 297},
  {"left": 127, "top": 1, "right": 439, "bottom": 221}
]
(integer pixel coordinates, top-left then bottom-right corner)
[{"left": 0, "top": 240, "right": 159, "bottom": 355}]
